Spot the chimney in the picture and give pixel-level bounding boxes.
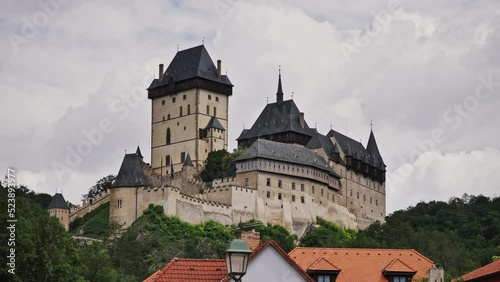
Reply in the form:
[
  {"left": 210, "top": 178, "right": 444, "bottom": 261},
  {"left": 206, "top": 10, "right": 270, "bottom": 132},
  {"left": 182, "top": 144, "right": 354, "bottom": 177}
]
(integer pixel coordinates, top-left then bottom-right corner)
[
  {"left": 428, "top": 265, "right": 444, "bottom": 282},
  {"left": 159, "top": 64, "right": 164, "bottom": 81},
  {"left": 240, "top": 231, "right": 260, "bottom": 251},
  {"left": 299, "top": 112, "right": 305, "bottom": 128},
  {"left": 217, "top": 60, "right": 222, "bottom": 77}
]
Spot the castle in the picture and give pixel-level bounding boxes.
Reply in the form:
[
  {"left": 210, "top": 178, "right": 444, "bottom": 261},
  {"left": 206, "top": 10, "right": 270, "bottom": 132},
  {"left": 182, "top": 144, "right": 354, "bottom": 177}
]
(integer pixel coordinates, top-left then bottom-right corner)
[{"left": 67, "top": 45, "right": 386, "bottom": 233}]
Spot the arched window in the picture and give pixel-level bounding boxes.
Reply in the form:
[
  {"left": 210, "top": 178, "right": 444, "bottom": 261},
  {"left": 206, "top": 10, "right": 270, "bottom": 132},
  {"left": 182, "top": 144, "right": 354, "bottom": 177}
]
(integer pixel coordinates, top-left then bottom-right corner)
[
  {"left": 179, "top": 106, "right": 183, "bottom": 116},
  {"left": 187, "top": 104, "right": 191, "bottom": 114},
  {"left": 166, "top": 128, "right": 171, "bottom": 144},
  {"left": 206, "top": 105, "right": 210, "bottom": 115}
]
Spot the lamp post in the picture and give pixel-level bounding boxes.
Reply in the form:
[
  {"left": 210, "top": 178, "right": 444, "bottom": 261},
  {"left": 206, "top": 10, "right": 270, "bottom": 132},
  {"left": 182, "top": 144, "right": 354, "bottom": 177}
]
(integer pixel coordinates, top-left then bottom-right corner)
[{"left": 224, "top": 239, "right": 253, "bottom": 282}]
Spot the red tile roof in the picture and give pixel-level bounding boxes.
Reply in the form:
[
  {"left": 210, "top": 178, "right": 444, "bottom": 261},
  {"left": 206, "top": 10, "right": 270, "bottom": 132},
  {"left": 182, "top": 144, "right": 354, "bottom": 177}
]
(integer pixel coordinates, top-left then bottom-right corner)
[
  {"left": 289, "top": 247, "right": 434, "bottom": 282},
  {"left": 383, "top": 258, "right": 417, "bottom": 273},
  {"left": 308, "top": 257, "right": 340, "bottom": 271},
  {"left": 143, "top": 258, "right": 227, "bottom": 282},
  {"left": 458, "top": 259, "right": 500, "bottom": 281}
]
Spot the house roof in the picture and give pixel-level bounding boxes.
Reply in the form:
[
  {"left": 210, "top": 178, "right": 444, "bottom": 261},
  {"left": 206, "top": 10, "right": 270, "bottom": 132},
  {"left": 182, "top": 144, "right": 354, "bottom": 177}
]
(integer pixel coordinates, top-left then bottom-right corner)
[
  {"left": 205, "top": 116, "right": 225, "bottom": 131},
  {"left": 458, "top": 259, "right": 500, "bottom": 281},
  {"left": 305, "top": 132, "right": 344, "bottom": 164},
  {"left": 235, "top": 139, "right": 340, "bottom": 177},
  {"left": 327, "top": 129, "right": 385, "bottom": 170},
  {"left": 222, "top": 240, "right": 314, "bottom": 282},
  {"left": 183, "top": 153, "right": 194, "bottom": 167},
  {"left": 308, "top": 257, "right": 340, "bottom": 272},
  {"left": 383, "top": 258, "right": 417, "bottom": 274},
  {"left": 48, "top": 193, "right": 69, "bottom": 210},
  {"left": 148, "top": 45, "right": 232, "bottom": 90},
  {"left": 237, "top": 99, "right": 314, "bottom": 141},
  {"left": 289, "top": 247, "right": 434, "bottom": 282},
  {"left": 112, "top": 151, "right": 149, "bottom": 188},
  {"left": 143, "top": 258, "right": 227, "bottom": 282}
]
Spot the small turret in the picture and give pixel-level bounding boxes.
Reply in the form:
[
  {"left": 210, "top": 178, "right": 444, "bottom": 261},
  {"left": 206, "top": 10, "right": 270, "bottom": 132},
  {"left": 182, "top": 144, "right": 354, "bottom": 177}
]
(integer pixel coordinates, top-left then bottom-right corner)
[{"left": 48, "top": 193, "right": 70, "bottom": 231}]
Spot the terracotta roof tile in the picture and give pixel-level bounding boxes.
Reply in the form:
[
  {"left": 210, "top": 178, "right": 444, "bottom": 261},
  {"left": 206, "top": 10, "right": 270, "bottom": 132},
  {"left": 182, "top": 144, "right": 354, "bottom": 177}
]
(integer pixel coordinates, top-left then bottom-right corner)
[
  {"left": 289, "top": 248, "right": 434, "bottom": 282},
  {"left": 383, "top": 258, "right": 417, "bottom": 273},
  {"left": 459, "top": 259, "right": 500, "bottom": 281},
  {"left": 144, "top": 258, "right": 226, "bottom": 282},
  {"left": 308, "top": 257, "right": 340, "bottom": 271}
]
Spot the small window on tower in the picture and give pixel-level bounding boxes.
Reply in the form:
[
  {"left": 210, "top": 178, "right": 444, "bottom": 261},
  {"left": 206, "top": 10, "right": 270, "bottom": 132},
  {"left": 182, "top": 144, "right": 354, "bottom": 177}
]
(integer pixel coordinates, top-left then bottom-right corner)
[
  {"left": 117, "top": 199, "right": 122, "bottom": 209},
  {"left": 278, "top": 193, "right": 282, "bottom": 200},
  {"left": 208, "top": 94, "right": 212, "bottom": 100},
  {"left": 292, "top": 182, "right": 296, "bottom": 190},
  {"left": 162, "top": 100, "right": 165, "bottom": 105},
  {"left": 278, "top": 180, "right": 282, "bottom": 188},
  {"left": 183, "top": 94, "right": 186, "bottom": 100},
  {"left": 301, "top": 196, "right": 305, "bottom": 203},
  {"left": 214, "top": 107, "right": 217, "bottom": 116},
  {"left": 266, "top": 178, "right": 271, "bottom": 186},
  {"left": 181, "top": 152, "right": 186, "bottom": 163},
  {"left": 292, "top": 195, "right": 296, "bottom": 202},
  {"left": 173, "top": 97, "right": 176, "bottom": 103},
  {"left": 267, "top": 191, "right": 270, "bottom": 198},
  {"left": 179, "top": 106, "right": 183, "bottom": 116},
  {"left": 301, "top": 184, "right": 304, "bottom": 191},
  {"left": 206, "top": 105, "right": 210, "bottom": 115},
  {"left": 216, "top": 97, "right": 219, "bottom": 102},
  {"left": 187, "top": 104, "right": 191, "bottom": 114}
]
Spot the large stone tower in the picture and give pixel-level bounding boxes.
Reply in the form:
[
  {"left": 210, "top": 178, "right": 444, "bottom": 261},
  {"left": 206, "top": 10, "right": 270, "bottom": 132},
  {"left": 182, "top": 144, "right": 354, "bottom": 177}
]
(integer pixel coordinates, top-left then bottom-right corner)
[
  {"left": 48, "top": 193, "right": 70, "bottom": 231},
  {"left": 147, "top": 45, "right": 233, "bottom": 175}
]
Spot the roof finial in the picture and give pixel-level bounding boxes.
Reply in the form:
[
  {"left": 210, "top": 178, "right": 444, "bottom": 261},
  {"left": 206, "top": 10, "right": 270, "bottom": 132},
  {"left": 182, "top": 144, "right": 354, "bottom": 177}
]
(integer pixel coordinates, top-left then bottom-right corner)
[
  {"left": 330, "top": 124, "right": 332, "bottom": 130},
  {"left": 276, "top": 66, "right": 284, "bottom": 103},
  {"left": 242, "top": 123, "right": 245, "bottom": 129},
  {"left": 266, "top": 97, "right": 269, "bottom": 104},
  {"left": 202, "top": 37, "right": 205, "bottom": 45},
  {"left": 370, "top": 119, "right": 373, "bottom": 130},
  {"left": 292, "top": 91, "right": 294, "bottom": 100},
  {"left": 315, "top": 122, "right": 317, "bottom": 129},
  {"left": 177, "top": 44, "right": 179, "bottom": 52}
]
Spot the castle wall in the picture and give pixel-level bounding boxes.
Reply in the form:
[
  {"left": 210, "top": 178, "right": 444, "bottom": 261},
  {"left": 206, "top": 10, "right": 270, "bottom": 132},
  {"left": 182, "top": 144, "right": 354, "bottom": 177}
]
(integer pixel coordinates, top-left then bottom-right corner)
[{"left": 69, "top": 192, "right": 110, "bottom": 223}]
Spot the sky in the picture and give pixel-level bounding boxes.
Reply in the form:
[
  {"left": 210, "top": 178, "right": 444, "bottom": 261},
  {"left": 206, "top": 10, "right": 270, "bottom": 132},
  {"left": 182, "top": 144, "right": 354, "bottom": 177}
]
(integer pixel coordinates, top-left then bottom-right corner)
[{"left": 1, "top": 0, "right": 499, "bottom": 214}]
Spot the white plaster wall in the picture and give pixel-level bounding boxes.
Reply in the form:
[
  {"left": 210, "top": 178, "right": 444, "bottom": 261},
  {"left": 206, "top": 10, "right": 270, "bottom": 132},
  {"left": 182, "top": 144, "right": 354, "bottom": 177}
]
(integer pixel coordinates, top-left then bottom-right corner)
[{"left": 229, "top": 246, "right": 309, "bottom": 282}]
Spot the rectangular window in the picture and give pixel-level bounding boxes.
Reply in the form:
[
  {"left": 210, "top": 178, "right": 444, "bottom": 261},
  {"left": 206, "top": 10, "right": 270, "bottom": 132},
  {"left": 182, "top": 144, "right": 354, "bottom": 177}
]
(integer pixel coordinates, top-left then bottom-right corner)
[
  {"left": 350, "top": 189, "right": 353, "bottom": 197},
  {"left": 213, "top": 107, "right": 217, "bottom": 116},
  {"left": 278, "top": 180, "right": 282, "bottom": 188},
  {"left": 364, "top": 195, "right": 366, "bottom": 202},
  {"left": 266, "top": 178, "right": 271, "bottom": 186},
  {"left": 318, "top": 275, "right": 331, "bottom": 282},
  {"left": 162, "top": 100, "right": 165, "bottom": 105},
  {"left": 301, "top": 184, "right": 304, "bottom": 192},
  {"left": 312, "top": 186, "right": 315, "bottom": 194},
  {"left": 244, "top": 178, "right": 249, "bottom": 187},
  {"left": 292, "top": 182, "right": 296, "bottom": 190},
  {"left": 216, "top": 96, "right": 219, "bottom": 102},
  {"left": 208, "top": 94, "right": 212, "bottom": 100},
  {"left": 173, "top": 97, "right": 176, "bottom": 103},
  {"left": 183, "top": 94, "right": 186, "bottom": 100},
  {"left": 207, "top": 105, "right": 210, "bottom": 115},
  {"left": 165, "top": 155, "right": 171, "bottom": 166},
  {"left": 357, "top": 192, "right": 359, "bottom": 199},
  {"left": 376, "top": 199, "right": 378, "bottom": 206},
  {"left": 301, "top": 196, "right": 305, "bottom": 203},
  {"left": 117, "top": 199, "right": 122, "bottom": 209},
  {"left": 393, "top": 277, "right": 407, "bottom": 282},
  {"left": 179, "top": 106, "right": 183, "bottom": 116},
  {"left": 180, "top": 152, "right": 186, "bottom": 163},
  {"left": 370, "top": 197, "right": 372, "bottom": 204},
  {"left": 292, "top": 195, "right": 296, "bottom": 202},
  {"left": 267, "top": 191, "right": 270, "bottom": 198},
  {"left": 278, "top": 193, "right": 282, "bottom": 200},
  {"left": 167, "top": 114, "right": 170, "bottom": 120}
]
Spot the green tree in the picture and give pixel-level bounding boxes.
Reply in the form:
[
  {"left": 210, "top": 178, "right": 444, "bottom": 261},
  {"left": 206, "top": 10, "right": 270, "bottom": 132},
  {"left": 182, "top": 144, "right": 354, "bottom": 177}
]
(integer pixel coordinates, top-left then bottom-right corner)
[
  {"left": 300, "top": 217, "right": 355, "bottom": 248},
  {"left": 200, "top": 150, "right": 229, "bottom": 182},
  {"left": 88, "top": 174, "right": 116, "bottom": 197},
  {"left": 222, "top": 147, "right": 247, "bottom": 177}
]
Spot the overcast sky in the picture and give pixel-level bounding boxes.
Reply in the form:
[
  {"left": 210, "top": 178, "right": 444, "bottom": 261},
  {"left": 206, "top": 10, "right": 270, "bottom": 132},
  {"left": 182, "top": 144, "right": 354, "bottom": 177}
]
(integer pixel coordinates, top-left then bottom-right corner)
[{"left": 1, "top": 0, "right": 499, "bottom": 214}]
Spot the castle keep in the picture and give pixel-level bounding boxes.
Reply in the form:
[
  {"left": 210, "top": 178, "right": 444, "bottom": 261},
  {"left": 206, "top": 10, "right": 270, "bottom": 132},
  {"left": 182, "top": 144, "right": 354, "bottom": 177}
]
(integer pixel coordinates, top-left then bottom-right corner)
[{"left": 91, "top": 45, "right": 387, "bottom": 233}]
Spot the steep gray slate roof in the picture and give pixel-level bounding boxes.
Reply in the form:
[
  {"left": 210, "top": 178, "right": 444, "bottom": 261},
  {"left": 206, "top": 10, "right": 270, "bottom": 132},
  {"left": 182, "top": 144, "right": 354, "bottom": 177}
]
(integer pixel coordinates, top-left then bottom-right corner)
[
  {"left": 366, "top": 130, "right": 385, "bottom": 167},
  {"left": 205, "top": 116, "right": 225, "bottom": 130},
  {"left": 112, "top": 152, "right": 150, "bottom": 187},
  {"left": 183, "top": 153, "right": 194, "bottom": 166},
  {"left": 235, "top": 139, "right": 340, "bottom": 177},
  {"left": 148, "top": 45, "right": 232, "bottom": 90},
  {"left": 327, "top": 129, "right": 385, "bottom": 170},
  {"left": 237, "top": 99, "right": 314, "bottom": 141},
  {"left": 306, "top": 132, "right": 344, "bottom": 164},
  {"left": 48, "top": 193, "right": 69, "bottom": 210}
]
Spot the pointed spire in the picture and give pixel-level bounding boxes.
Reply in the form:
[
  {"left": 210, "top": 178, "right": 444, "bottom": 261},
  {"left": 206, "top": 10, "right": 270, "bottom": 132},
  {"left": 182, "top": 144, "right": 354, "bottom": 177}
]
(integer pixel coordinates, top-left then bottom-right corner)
[
  {"left": 136, "top": 146, "right": 143, "bottom": 159},
  {"left": 276, "top": 66, "right": 283, "bottom": 103},
  {"left": 183, "top": 153, "right": 194, "bottom": 167},
  {"left": 366, "top": 128, "right": 384, "bottom": 167}
]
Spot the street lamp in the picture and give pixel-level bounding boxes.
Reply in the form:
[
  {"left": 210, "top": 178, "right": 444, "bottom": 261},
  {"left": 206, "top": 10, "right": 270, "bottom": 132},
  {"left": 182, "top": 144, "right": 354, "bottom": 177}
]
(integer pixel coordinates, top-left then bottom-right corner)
[{"left": 224, "top": 239, "right": 253, "bottom": 282}]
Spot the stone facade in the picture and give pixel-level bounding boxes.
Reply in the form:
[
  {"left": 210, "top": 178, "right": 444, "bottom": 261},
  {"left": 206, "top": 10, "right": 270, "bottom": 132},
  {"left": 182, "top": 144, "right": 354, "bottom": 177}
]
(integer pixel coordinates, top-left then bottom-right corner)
[{"left": 48, "top": 208, "right": 70, "bottom": 231}]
